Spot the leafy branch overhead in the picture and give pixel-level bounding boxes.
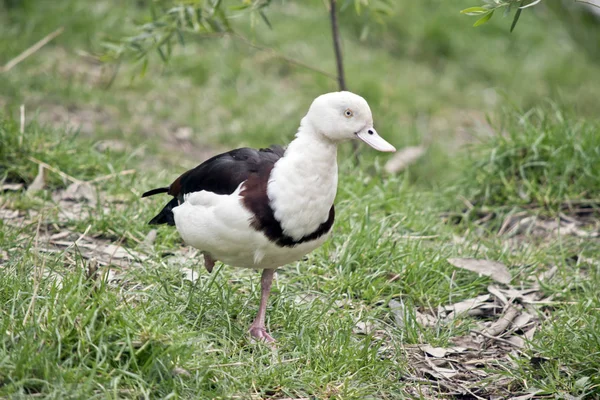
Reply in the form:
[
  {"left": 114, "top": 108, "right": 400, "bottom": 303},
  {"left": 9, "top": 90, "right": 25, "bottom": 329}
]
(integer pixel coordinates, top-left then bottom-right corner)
[
  {"left": 461, "top": 0, "right": 598, "bottom": 31},
  {"left": 103, "top": 0, "right": 393, "bottom": 75},
  {"left": 461, "top": 0, "right": 539, "bottom": 32},
  {"left": 102, "top": 0, "right": 271, "bottom": 65}
]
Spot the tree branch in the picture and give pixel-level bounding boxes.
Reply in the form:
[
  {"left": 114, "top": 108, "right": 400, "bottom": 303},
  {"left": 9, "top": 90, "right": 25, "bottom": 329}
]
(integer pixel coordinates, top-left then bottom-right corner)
[
  {"left": 329, "top": 0, "right": 347, "bottom": 91},
  {"left": 230, "top": 33, "right": 338, "bottom": 81},
  {"left": 575, "top": 0, "right": 600, "bottom": 8},
  {"left": 329, "top": 0, "right": 360, "bottom": 160}
]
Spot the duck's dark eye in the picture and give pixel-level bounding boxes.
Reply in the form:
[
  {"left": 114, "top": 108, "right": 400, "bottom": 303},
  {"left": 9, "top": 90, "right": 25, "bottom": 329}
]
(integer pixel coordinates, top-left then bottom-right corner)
[
  {"left": 344, "top": 109, "right": 353, "bottom": 118},
  {"left": 368, "top": 129, "right": 374, "bottom": 135}
]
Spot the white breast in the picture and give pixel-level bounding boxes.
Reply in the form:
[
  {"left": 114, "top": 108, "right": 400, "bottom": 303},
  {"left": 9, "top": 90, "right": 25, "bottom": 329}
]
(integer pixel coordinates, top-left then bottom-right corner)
[{"left": 267, "top": 136, "right": 338, "bottom": 241}]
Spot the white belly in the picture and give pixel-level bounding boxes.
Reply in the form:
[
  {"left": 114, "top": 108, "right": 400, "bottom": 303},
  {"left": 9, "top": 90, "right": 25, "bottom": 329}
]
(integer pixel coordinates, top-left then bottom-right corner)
[{"left": 172, "top": 189, "right": 330, "bottom": 269}]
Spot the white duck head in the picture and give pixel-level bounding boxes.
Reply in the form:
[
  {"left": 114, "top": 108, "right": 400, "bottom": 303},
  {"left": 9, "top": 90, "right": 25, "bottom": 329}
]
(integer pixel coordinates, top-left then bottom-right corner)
[{"left": 301, "top": 91, "right": 396, "bottom": 152}]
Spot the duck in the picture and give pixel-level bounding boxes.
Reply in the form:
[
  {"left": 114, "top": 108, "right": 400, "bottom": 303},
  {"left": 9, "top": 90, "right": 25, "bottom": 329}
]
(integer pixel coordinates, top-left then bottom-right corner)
[{"left": 142, "top": 91, "right": 396, "bottom": 343}]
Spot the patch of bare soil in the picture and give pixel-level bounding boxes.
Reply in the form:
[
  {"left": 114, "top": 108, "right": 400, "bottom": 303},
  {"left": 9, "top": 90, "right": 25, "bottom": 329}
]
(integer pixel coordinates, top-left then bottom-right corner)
[
  {"left": 18, "top": 47, "right": 221, "bottom": 165},
  {"left": 31, "top": 99, "right": 219, "bottom": 166}
]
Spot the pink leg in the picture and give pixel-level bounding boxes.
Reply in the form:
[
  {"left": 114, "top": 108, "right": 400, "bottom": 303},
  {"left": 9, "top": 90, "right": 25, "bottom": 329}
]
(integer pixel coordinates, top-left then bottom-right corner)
[
  {"left": 248, "top": 268, "right": 276, "bottom": 343},
  {"left": 203, "top": 253, "right": 215, "bottom": 273}
]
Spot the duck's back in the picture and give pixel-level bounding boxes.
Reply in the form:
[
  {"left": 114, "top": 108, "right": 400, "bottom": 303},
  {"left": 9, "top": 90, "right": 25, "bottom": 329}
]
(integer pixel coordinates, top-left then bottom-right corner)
[{"left": 142, "top": 146, "right": 285, "bottom": 225}]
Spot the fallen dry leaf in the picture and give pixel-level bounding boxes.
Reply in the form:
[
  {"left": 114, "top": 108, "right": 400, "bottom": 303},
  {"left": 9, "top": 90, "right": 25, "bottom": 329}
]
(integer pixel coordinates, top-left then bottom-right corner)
[
  {"left": 524, "top": 326, "right": 536, "bottom": 340},
  {"left": 171, "top": 367, "right": 191, "bottom": 377},
  {"left": 102, "top": 244, "right": 145, "bottom": 261},
  {"left": 181, "top": 267, "right": 199, "bottom": 283},
  {"left": 86, "top": 258, "right": 99, "bottom": 281},
  {"left": 62, "top": 182, "right": 98, "bottom": 205},
  {"left": 49, "top": 231, "right": 71, "bottom": 241},
  {"left": 143, "top": 229, "right": 157, "bottom": 246},
  {"left": 0, "top": 250, "right": 9, "bottom": 266},
  {"left": 94, "top": 139, "right": 128, "bottom": 153},
  {"left": 502, "top": 215, "right": 537, "bottom": 237},
  {"left": 353, "top": 320, "right": 375, "bottom": 335},
  {"left": 448, "top": 258, "right": 512, "bottom": 284},
  {"left": 488, "top": 285, "right": 509, "bottom": 306},
  {"left": 420, "top": 366, "right": 458, "bottom": 380},
  {"left": 419, "top": 345, "right": 465, "bottom": 358},
  {"left": 0, "top": 209, "right": 20, "bottom": 219},
  {"left": 483, "top": 305, "right": 519, "bottom": 337},
  {"left": 538, "top": 265, "right": 558, "bottom": 282},
  {"left": 384, "top": 145, "right": 427, "bottom": 174},
  {"left": 512, "top": 312, "right": 533, "bottom": 330},
  {"left": 495, "top": 287, "right": 541, "bottom": 305},
  {"left": 444, "top": 294, "right": 491, "bottom": 318},
  {"left": 27, "top": 164, "right": 47, "bottom": 194},
  {"left": 449, "top": 335, "right": 483, "bottom": 350},
  {"left": 505, "top": 336, "right": 525, "bottom": 348},
  {"left": 420, "top": 345, "right": 448, "bottom": 358}
]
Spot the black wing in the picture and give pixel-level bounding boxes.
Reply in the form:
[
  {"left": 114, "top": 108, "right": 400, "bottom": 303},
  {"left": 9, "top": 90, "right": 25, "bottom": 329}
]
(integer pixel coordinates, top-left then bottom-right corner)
[{"left": 142, "top": 146, "right": 285, "bottom": 225}]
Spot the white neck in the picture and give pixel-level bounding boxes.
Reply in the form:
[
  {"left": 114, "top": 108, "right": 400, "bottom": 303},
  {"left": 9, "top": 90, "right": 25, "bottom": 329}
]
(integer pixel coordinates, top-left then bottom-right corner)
[{"left": 267, "top": 119, "right": 338, "bottom": 240}]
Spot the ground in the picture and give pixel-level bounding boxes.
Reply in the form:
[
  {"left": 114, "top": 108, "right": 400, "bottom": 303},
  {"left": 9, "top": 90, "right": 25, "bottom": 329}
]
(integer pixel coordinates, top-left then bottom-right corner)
[{"left": 1, "top": 1, "right": 600, "bottom": 399}]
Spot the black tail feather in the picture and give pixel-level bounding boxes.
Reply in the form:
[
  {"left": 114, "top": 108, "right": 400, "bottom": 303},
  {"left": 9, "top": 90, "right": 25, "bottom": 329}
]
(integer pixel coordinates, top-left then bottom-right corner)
[
  {"left": 148, "top": 197, "right": 178, "bottom": 226},
  {"left": 142, "top": 187, "right": 169, "bottom": 198}
]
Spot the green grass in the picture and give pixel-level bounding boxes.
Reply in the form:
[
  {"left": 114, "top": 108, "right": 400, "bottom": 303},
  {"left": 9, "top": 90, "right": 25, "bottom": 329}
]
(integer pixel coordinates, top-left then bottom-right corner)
[
  {"left": 1, "top": 0, "right": 600, "bottom": 398},
  {"left": 461, "top": 106, "right": 600, "bottom": 211}
]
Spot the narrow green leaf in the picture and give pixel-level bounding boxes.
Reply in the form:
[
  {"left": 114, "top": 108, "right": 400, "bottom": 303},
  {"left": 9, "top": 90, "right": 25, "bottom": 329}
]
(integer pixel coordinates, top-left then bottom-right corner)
[
  {"left": 229, "top": 4, "right": 250, "bottom": 11},
  {"left": 473, "top": 10, "right": 494, "bottom": 27},
  {"left": 216, "top": 6, "right": 232, "bottom": 32},
  {"left": 139, "top": 57, "right": 148, "bottom": 78},
  {"left": 258, "top": 10, "right": 272, "bottom": 29},
  {"left": 460, "top": 6, "right": 487, "bottom": 15},
  {"left": 157, "top": 46, "right": 167, "bottom": 62},
  {"left": 510, "top": 0, "right": 524, "bottom": 32},
  {"left": 166, "top": 36, "right": 172, "bottom": 57},
  {"left": 176, "top": 29, "right": 185, "bottom": 46}
]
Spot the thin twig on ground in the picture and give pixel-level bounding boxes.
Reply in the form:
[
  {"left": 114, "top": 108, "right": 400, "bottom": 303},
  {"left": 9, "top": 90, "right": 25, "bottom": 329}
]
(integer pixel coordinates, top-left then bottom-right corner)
[
  {"left": 28, "top": 156, "right": 83, "bottom": 185},
  {"left": 1, "top": 27, "right": 64, "bottom": 73},
  {"left": 74, "top": 225, "right": 92, "bottom": 248}
]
